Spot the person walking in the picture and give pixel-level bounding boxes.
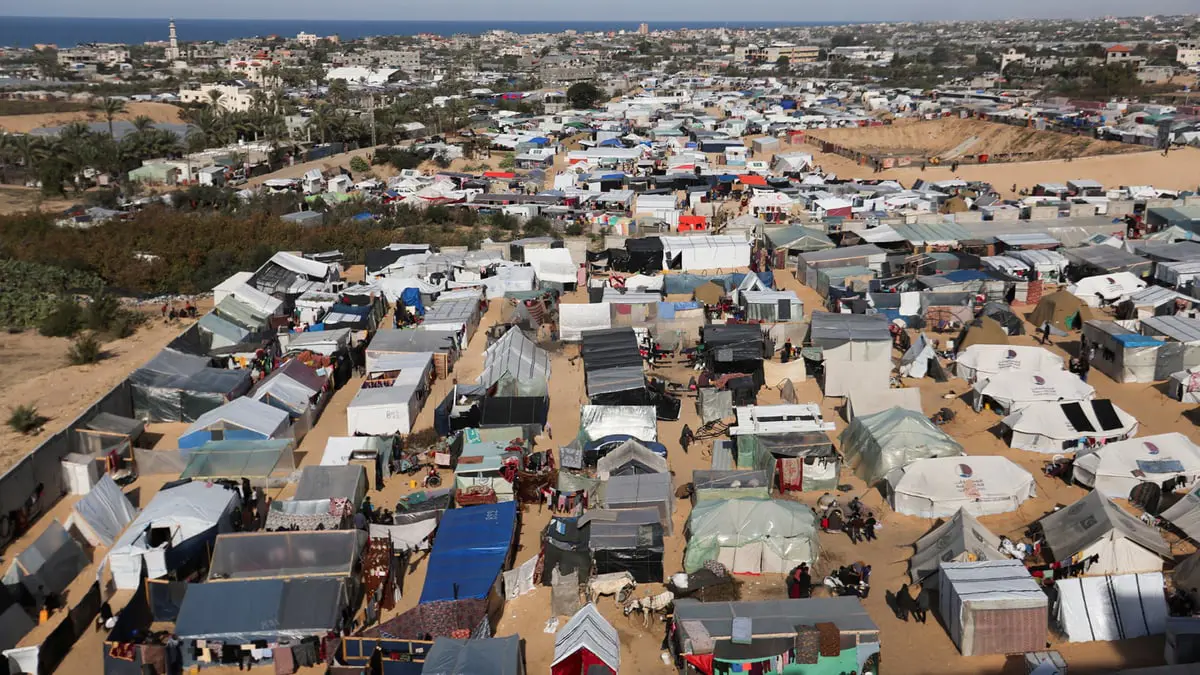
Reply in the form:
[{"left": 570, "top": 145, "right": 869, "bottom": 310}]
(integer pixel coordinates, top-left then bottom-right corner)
[
  {"left": 894, "top": 585, "right": 912, "bottom": 621},
  {"left": 915, "top": 588, "right": 931, "bottom": 624},
  {"left": 679, "top": 424, "right": 694, "bottom": 454},
  {"left": 1078, "top": 356, "right": 1090, "bottom": 383},
  {"left": 847, "top": 514, "right": 864, "bottom": 545},
  {"left": 864, "top": 512, "right": 878, "bottom": 541},
  {"left": 1039, "top": 322, "right": 1052, "bottom": 345}
]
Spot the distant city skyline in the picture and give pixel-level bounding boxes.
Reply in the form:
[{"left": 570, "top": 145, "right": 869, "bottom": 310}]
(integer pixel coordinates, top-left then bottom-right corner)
[{"left": 6, "top": 2, "right": 1200, "bottom": 23}]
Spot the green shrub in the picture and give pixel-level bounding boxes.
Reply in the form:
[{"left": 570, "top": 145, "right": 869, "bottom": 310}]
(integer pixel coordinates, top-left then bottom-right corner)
[
  {"left": 84, "top": 293, "right": 120, "bottom": 331},
  {"left": 67, "top": 331, "right": 105, "bottom": 365},
  {"left": 39, "top": 298, "right": 82, "bottom": 337},
  {"left": 349, "top": 156, "right": 370, "bottom": 173},
  {"left": 7, "top": 405, "right": 47, "bottom": 435},
  {"left": 107, "top": 311, "right": 146, "bottom": 339}
]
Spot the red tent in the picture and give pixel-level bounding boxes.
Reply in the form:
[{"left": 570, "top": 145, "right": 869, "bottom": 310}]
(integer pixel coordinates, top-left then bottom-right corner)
[
  {"left": 738, "top": 174, "right": 767, "bottom": 187},
  {"left": 551, "top": 604, "right": 619, "bottom": 675}
]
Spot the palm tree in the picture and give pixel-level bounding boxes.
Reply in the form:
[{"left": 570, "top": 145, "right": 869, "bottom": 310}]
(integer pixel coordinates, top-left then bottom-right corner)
[
  {"left": 130, "top": 115, "right": 155, "bottom": 134},
  {"left": 96, "top": 97, "right": 127, "bottom": 138},
  {"left": 10, "top": 134, "right": 45, "bottom": 176},
  {"left": 206, "top": 89, "right": 225, "bottom": 109}
]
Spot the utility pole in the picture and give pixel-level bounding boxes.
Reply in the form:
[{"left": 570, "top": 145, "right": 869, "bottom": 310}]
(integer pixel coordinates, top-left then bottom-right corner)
[{"left": 368, "top": 93, "right": 377, "bottom": 147}]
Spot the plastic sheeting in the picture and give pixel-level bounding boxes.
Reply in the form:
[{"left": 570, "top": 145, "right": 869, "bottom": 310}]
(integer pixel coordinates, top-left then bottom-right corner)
[
  {"left": 178, "top": 397, "right": 292, "bottom": 450},
  {"left": 684, "top": 498, "right": 818, "bottom": 574},
  {"left": 560, "top": 304, "right": 612, "bottom": 341},
  {"left": 808, "top": 312, "right": 892, "bottom": 363},
  {"left": 845, "top": 385, "right": 923, "bottom": 421},
  {"left": 294, "top": 465, "right": 367, "bottom": 505},
  {"left": 887, "top": 456, "right": 1036, "bottom": 518},
  {"left": 478, "top": 326, "right": 550, "bottom": 395},
  {"left": 525, "top": 247, "right": 577, "bottom": 284},
  {"left": 2, "top": 521, "right": 87, "bottom": 597},
  {"left": 595, "top": 439, "right": 669, "bottom": 478},
  {"left": 208, "top": 530, "right": 362, "bottom": 581},
  {"left": 696, "top": 388, "right": 733, "bottom": 424},
  {"left": 423, "top": 635, "right": 522, "bottom": 675},
  {"left": 178, "top": 440, "right": 295, "bottom": 482},
  {"left": 578, "top": 406, "right": 657, "bottom": 444},
  {"left": 552, "top": 604, "right": 620, "bottom": 675},
  {"left": 603, "top": 473, "right": 674, "bottom": 535},
  {"left": 420, "top": 502, "right": 517, "bottom": 604},
  {"left": 175, "top": 578, "right": 345, "bottom": 643},
  {"left": 909, "top": 508, "right": 1006, "bottom": 588},
  {"left": 1056, "top": 573, "right": 1167, "bottom": 642},
  {"left": 1038, "top": 491, "right": 1170, "bottom": 576},
  {"left": 840, "top": 407, "right": 964, "bottom": 484},
  {"left": 70, "top": 474, "right": 135, "bottom": 547}
]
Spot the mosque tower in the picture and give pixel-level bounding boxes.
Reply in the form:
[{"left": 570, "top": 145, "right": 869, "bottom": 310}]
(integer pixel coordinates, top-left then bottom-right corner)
[{"left": 165, "top": 19, "right": 181, "bottom": 61}]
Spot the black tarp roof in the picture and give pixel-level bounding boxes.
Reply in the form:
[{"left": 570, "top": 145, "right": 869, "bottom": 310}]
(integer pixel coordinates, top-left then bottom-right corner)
[
  {"left": 701, "top": 324, "right": 767, "bottom": 361},
  {"left": 581, "top": 328, "right": 643, "bottom": 372}
]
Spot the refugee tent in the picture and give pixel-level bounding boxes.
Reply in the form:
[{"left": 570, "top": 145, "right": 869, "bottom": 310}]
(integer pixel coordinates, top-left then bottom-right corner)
[
  {"left": 603, "top": 472, "right": 674, "bottom": 534},
  {"left": 559, "top": 304, "right": 611, "bottom": 342},
  {"left": 0, "top": 584, "right": 33, "bottom": 652},
  {"left": 130, "top": 348, "right": 251, "bottom": 422},
  {"left": 887, "top": 456, "right": 1035, "bottom": 518},
  {"left": 979, "top": 301, "right": 1025, "bottom": 336},
  {"left": 178, "top": 397, "right": 292, "bottom": 451},
  {"left": 696, "top": 387, "right": 734, "bottom": 424},
  {"left": 320, "top": 436, "right": 392, "bottom": 481},
  {"left": 730, "top": 272, "right": 768, "bottom": 304},
  {"left": 453, "top": 439, "right": 521, "bottom": 503},
  {"left": 595, "top": 438, "right": 669, "bottom": 478},
  {"left": 66, "top": 475, "right": 136, "bottom": 547},
  {"left": 733, "top": 431, "right": 838, "bottom": 492},
  {"left": 740, "top": 290, "right": 803, "bottom": 322},
  {"left": 283, "top": 327, "right": 352, "bottom": 357},
  {"left": 1029, "top": 290, "right": 1095, "bottom": 332},
  {"left": 845, "top": 385, "right": 923, "bottom": 421},
  {"left": 525, "top": 247, "right": 577, "bottom": 288},
  {"left": 581, "top": 329, "right": 645, "bottom": 401},
  {"left": 293, "top": 465, "right": 367, "bottom": 506},
  {"left": 174, "top": 577, "right": 347, "bottom": 643},
  {"left": 1162, "top": 480, "right": 1200, "bottom": 543},
  {"left": 1, "top": 521, "right": 87, "bottom": 600},
  {"left": 973, "top": 370, "right": 1095, "bottom": 414},
  {"left": 692, "top": 469, "right": 772, "bottom": 501},
  {"left": 109, "top": 481, "right": 239, "bottom": 590},
  {"left": 899, "top": 332, "right": 938, "bottom": 378},
  {"left": 619, "top": 237, "right": 665, "bottom": 274},
  {"left": 956, "top": 317, "right": 1011, "bottom": 352},
  {"left": 808, "top": 312, "right": 892, "bottom": 362},
  {"left": 692, "top": 280, "right": 725, "bottom": 305},
  {"left": 1073, "top": 433, "right": 1200, "bottom": 499},
  {"left": 478, "top": 326, "right": 550, "bottom": 396},
  {"left": 1069, "top": 272, "right": 1148, "bottom": 307},
  {"left": 346, "top": 352, "right": 433, "bottom": 435},
  {"left": 909, "top": 508, "right": 1006, "bottom": 588},
  {"left": 702, "top": 323, "right": 768, "bottom": 389},
  {"left": 367, "top": 328, "right": 458, "bottom": 379},
  {"left": 249, "top": 359, "right": 326, "bottom": 432},
  {"left": 661, "top": 235, "right": 751, "bottom": 271},
  {"left": 586, "top": 507, "right": 664, "bottom": 583},
  {"left": 938, "top": 560, "right": 1048, "bottom": 656},
  {"left": 75, "top": 412, "right": 144, "bottom": 456},
  {"left": 1036, "top": 491, "right": 1170, "bottom": 576},
  {"left": 840, "top": 407, "right": 964, "bottom": 484},
  {"left": 578, "top": 406, "right": 657, "bottom": 445},
  {"left": 551, "top": 604, "right": 619, "bottom": 675},
  {"left": 538, "top": 516, "right": 591, "bottom": 587},
  {"left": 955, "top": 344, "right": 1065, "bottom": 382},
  {"left": 684, "top": 498, "right": 819, "bottom": 574},
  {"left": 196, "top": 312, "right": 251, "bottom": 350},
  {"left": 423, "top": 635, "right": 523, "bottom": 675},
  {"left": 1082, "top": 320, "right": 1164, "bottom": 384},
  {"left": 1002, "top": 399, "right": 1138, "bottom": 453},
  {"left": 422, "top": 296, "right": 482, "bottom": 349},
  {"left": 1056, "top": 573, "right": 1168, "bottom": 642},
  {"left": 420, "top": 502, "right": 517, "bottom": 634},
  {"left": 208, "top": 530, "right": 362, "bottom": 581}
]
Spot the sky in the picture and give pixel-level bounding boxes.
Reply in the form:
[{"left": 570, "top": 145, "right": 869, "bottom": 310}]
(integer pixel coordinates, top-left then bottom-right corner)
[{"left": 4, "top": 1, "right": 1199, "bottom": 22}]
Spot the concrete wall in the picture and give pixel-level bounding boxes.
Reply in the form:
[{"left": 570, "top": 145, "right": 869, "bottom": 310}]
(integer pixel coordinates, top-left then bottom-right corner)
[
  {"left": 1144, "top": 198, "right": 1175, "bottom": 209},
  {"left": 1069, "top": 203, "right": 1097, "bottom": 217},
  {"left": 1108, "top": 200, "right": 1136, "bottom": 217},
  {"left": 954, "top": 211, "right": 983, "bottom": 223},
  {"left": 991, "top": 209, "right": 1020, "bottom": 221},
  {"left": 1182, "top": 196, "right": 1200, "bottom": 207},
  {"left": 1028, "top": 206, "right": 1059, "bottom": 220}
]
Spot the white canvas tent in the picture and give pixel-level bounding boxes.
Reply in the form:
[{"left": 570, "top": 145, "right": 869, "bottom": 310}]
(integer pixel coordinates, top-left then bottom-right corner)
[
  {"left": 845, "top": 385, "right": 923, "bottom": 421},
  {"left": 973, "top": 370, "right": 1095, "bottom": 414},
  {"left": 524, "top": 247, "right": 577, "bottom": 285},
  {"left": 560, "top": 304, "right": 611, "bottom": 341},
  {"left": 1037, "top": 491, "right": 1170, "bottom": 576},
  {"left": 346, "top": 353, "right": 433, "bottom": 435},
  {"left": 1167, "top": 366, "right": 1200, "bottom": 403},
  {"left": 887, "top": 456, "right": 1036, "bottom": 518},
  {"left": 909, "top": 508, "right": 1006, "bottom": 588},
  {"left": 66, "top": 475, "right": 136, "bottom": 547},
  {"left": 1068, "top": 272, "right": 1147, "bottom": 308},
  {"left": 595, "top": 438, "right": 669, "bottom": 478},
  {"left": 1001, "top": 399, "right": 1139, "bottom": 453},
  {"left": 955, "top": 344, "right": 1065, "bottom": 382},
  {"left": 1056, "top": 573, "right": 1168, "bottom": 642},
  {"left": 108, "top": 482, "right": 238, "bottom": 589},
  {"left": 938, "top": 560, "right": 1048, "bottom": 656},
  {"left": 660, "top": 235, "right": 751, "bottom": 271},
  {"left": 1073, "top": 433, "right": 1200, "bottom": 499},
  {"left": 1161, "top": 482, "right": 1200, "bottom": 544}
]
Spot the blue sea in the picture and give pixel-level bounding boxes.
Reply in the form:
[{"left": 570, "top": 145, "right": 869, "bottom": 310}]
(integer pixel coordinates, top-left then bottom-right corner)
[{"left": 0, "top": 17, "right": 851, "bottom": 48}]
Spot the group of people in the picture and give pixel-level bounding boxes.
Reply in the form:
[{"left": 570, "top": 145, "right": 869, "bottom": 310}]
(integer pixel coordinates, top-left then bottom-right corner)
[
  {"left": 160, "top": 301, "right": 198, "bottom": 321},
  {"left": 891, "top": 584, "right": 931, "bottom": 623},
  {"left": 818, "top": 495, "right": 878, "bottom": 545}
]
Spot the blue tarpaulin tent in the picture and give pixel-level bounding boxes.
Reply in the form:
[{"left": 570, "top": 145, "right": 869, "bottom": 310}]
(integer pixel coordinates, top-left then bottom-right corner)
[
  {"left": 401, "top": 287, "right": 426, "bottom": 316},
  {"left": 420, "top": 501, "right": 517, "bottom": 604}
]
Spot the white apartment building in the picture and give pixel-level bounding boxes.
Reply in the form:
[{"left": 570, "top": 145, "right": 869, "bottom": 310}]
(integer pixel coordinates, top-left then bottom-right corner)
[
  {"left": 734, "top": 42, "right": 820, "bottom": 64},
  {"left": 1178, "top": 41, "right": 1200, "bottom": 69},
  {"left": 178, "top": 84, "right": 262, "bottom": 112},
  {"left": 57, "top": 44, "right": 130, "bottom": 66}
]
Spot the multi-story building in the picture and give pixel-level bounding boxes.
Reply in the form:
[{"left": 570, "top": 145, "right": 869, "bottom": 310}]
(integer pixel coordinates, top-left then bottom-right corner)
[
  {"left": 178, "top": 83, "right": 264, "bottom": 112},
  {"left": 296, "top": 32, "right": 319, "bottom": 47},
  {"left": 1177, "top": 40, "right": 1200, "bottom": 69},
  {"left": 57, "top": 44, "right": 129, "bottom": 66},
  {"left": 1105, "top": 44, "right": 1144, "bottom": 67},
  {"left": 733, "top": 42, "right": 820, "bottom": 64}
]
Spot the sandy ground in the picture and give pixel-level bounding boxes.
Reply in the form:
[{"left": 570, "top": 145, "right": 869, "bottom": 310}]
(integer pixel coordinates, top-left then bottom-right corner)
[
  {"left": 0, "top": 307, "right": 208, "bottom": 475},
  {"left": 0, "top": 186, "right": 75, "bottom": 216},
  {"left": 0, "top": 102, "right": 186, "bottom": 134},
  {"left": 807, "top": 118, "right": 1140, "bottom": 161}
]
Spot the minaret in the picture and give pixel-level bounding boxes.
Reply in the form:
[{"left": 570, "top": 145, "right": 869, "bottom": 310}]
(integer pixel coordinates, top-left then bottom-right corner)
[{"left": 166, "top": 19, "right": 180, "bottom": 61}]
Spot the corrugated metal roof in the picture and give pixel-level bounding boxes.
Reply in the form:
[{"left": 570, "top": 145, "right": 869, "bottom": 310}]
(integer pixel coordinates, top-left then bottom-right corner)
[
  {"left": 1141, "top": 314, "right": 1200, "bottom": 344},
  {"left": 894, "top": 221, "right": 972, "bottom": 245}
]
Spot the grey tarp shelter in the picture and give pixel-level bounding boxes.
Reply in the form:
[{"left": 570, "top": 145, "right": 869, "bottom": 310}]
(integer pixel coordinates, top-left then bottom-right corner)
[
  {"left": 2, "top": 520, "right": 88, "bottom": 599},
  {"left": 909, "top": 508, "right": 1006, "bottom": 588},
  {"left": 602, "top": 472, "right": 674, "bottom": 535},
  {"left": 807, "top": 312, "right": 892, "bottom": 362},
  {"left": 585, "top": 507, "right": 664, "bottom": 583},
  {"left": 0, "top": 584, "right": 34, "bottom": 652},
  {"left": 422, "top": 635, "right": 523, "bottom": 675},
  {"left": 938, "top": 560, "right": 1048, "bottom": 656},
  {"left": 68, "top": 474, "right": 136, "bottom": 547},
  {"left": 1036, "top": 490, "right": 1171, "bottom": 576},
  {"left": 130, "top": 348, "right": 251, "bottom": 422},
  {"left": 581, "top": 328, "right": 645, "bottom": 399},
  {"left": 595, "top": 439, "right": 669, "bottom": 478},
  {"left": 1162, "top": 481, "right": 1200, "bottom": 544},
  {"left": 1063, "top": 245, "right": 1152, "bottom": 277},
  {"left": 293, "top": 464, "right": 368, "bottom": 506},
  {"left": 208, "top": 530, "right": 363, "bottom": 581},
  {"left": 478, "top": 326, "right": 550, "bottom": 396},
  {"left": 551, "top": 603, "right": 619, "bottom": 675},
  {"left": 839, "top": 407, "right": 964, "bottom": 484},
  {"left": 174, "top": 578, "right": 346, "bottom": 644},
  {"left": 76, "top": 412, "right": 144, "bottom": 456}
]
